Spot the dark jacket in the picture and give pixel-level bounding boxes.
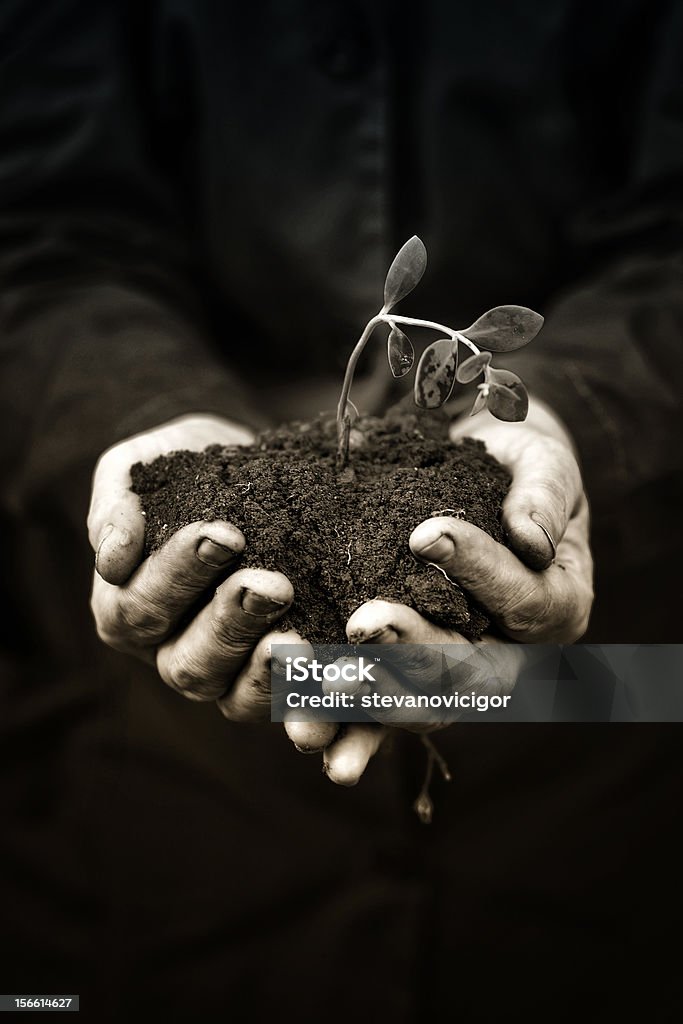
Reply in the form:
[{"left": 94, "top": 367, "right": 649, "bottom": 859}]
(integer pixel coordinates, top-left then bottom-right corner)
[{"left": 1, "top": 2, "right": 682, "bottom": 1020}]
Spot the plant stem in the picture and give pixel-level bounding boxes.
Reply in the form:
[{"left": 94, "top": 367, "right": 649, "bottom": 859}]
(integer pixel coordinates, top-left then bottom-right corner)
[
  {"left": 420, "top": 733, "right": 453, "bottom": 782},
  {"left": 336, "top": 313, "right": 383, "bottom": 466},
  {"left": 335, "top": 311, "right": 482, "bottom": 467},
  {"left": 383, "top": 315, "right": 481, "bottom": 358}
]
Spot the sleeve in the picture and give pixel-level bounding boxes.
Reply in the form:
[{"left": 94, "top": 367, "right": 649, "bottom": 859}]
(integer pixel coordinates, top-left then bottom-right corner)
[
  {"left": 500, "top": 1, "right": 683, "bottom": 519},
  {"left": 0, "top": 0, "right": 265, "bottom": 519}
]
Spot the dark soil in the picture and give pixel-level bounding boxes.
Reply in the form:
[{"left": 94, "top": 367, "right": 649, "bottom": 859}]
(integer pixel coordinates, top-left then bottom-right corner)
[{"left": 131, "top": 408, "right": 511, "bottom": 643}]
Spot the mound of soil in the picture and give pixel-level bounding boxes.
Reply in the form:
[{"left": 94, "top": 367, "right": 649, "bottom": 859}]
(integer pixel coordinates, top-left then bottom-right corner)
[{"left": 131, "top": 408, "right": 511, "bottom": 642}]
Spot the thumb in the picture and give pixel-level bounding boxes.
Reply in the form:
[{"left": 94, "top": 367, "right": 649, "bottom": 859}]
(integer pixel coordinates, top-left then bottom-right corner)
[
  {"left": 87, "top": 443, "right": 145, "bottom": 586},
  {"left": 498, "top": 432, "right": 582, "bottom": 571},
  {"left": 450, "top": 400, "right": 583, "bottom": 571},
  {"left": 87, "top": 414, "right": 257, "bottom": 586}
]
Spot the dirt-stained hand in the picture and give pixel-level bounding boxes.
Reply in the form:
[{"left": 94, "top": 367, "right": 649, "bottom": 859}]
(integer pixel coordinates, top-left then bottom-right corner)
[
  {"left": 88, "top": 414, "right": 299, "bottom": 717},
  {"left": 411, "top": 396, "right": 594, "bottom": 643}
]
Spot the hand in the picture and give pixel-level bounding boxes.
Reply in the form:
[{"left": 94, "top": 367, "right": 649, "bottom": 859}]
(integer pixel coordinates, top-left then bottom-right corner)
[
  {"left": 285, "top": 397, "right": 593, "bottom": 783},
  {"left": 283, "top": 605, "right": 526, "bottom": 785},
  {"left": 420, "top": 395, "right": 594, "bottom": 642},
  {"left": 88, "top": 413, "right": 302, "bottom": 719}
]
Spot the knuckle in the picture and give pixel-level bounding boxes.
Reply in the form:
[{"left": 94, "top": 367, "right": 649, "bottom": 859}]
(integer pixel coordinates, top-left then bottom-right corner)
[
  {"left": 158, "top": 649, "right": 228, "bottom": 701},
  {"left": 158, "top": 652, "right": 202, "bottom": 694},
  {"left": 94, "top": 621, "right": 126, "bottom": 652},
  {"left": 218, "top": 691, "right": 269, "bottom": 723},
  {"left": 209, "top": 608, "right": 257, "bottom": 653},
  {"left": 90, "top": 591, "right": 127, "bottom": 652},
  {"left": 499, "top": 585, "right": 550, "bottom": 637},
  {"left": 247, "top": 670, "right": 271, "bottom": 700},
  {"left": 116, "top": 592, "right": 168, "bottom": 641},
  {"left": 520, "top": 588, "right": 591, "bottom": 644}
]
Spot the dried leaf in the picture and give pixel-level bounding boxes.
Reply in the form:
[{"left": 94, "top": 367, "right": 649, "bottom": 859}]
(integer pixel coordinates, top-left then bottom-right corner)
[
  {"left": 469, "top": 388, "right": 488, "bottom": 417},
  {"left": 383, "top": 236, "right": 427, "bottom": 311},
  {"left": 414, "top": 338, "right": 457, "bottom": 409},
  {"left": 463, "top": 305, "right": 544, "bottom": 352},
  {"left": 486, "top": 368, "right": 529, "bottom": 421},
  {"left": 455, "top": 350, "right": 491, "bottom": 383},
  {"left": 387, "top": 326, "right": 415, "bottom": 378}
]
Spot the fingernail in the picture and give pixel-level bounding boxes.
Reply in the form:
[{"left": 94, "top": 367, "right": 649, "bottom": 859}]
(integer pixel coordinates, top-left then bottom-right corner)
[
  {"left": 95, "top": 525, "right": 132, "bottom": 571},
  {"left": 416, "top": 533, "right": 455, "bottom": 562},
  {"left": 98, "top": 523, "right": 115, "bottom": 546},
  {"left": 196, "top": 537, "right": 238, "bottom": 568},
  {"left": 530, "top": 514, "right": 557, "bottom": 561},
  {"left": 240, "top": 588, "right": 287, "bottom": 616},
  {"left": 95, "top": 525, "right": 113, "bottom": 570}
]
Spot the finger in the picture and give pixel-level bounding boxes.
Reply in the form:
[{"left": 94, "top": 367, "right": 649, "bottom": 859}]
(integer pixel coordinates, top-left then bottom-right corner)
[
  {"left": 218, "top": 629, "right": 308, "bottom": 723},
  {"left": 279, "top": 645, "right": 346, "bottom": 752},
  {"left": 410, "top": 515, "right": 592, "bottom": 642},
  {"left": 344, "top": 613, "right": 525, "bottom": 712},
  {"left": 338, "top": 622, "right": 485, "bottom": 729},
  {"left": 340, "top": 660, "right": 422, "bottom": 728},
  {"left": 323, "top": 724, "right": 387, "bottom": 786},
  {"left": 346, "top": 599, "right": 470, "bottom": 645},
  {"left": 89, "top": 441, "right": 153, "bottom": 584},
  {"left": 156, "top": 568, "right": 293, "bottom": 700},
  {"left": 90, "top": 520, "right": 245, "bottom": 652},
  {"left": 284, "top": 718, "right": 340, "bottom": 753},
  {"left": 450, "top": 416, "right": 582, "bottom": 570},
  {"left": 499, "top": 434, "right": 583, "bottom": 570},
  {"left": 88, "top": 415, "right": 257, "bottom": 586}
]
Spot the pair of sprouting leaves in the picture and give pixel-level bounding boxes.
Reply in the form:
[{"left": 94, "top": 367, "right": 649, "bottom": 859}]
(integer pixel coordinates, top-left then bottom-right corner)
[{"left": 384, "top": 237, "right": 543, "bottom": 421}]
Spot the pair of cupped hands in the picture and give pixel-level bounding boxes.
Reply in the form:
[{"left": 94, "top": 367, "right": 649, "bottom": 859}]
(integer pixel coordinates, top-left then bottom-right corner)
[{"left": 89, "top": 399, "right": 593, "bottom": 785}]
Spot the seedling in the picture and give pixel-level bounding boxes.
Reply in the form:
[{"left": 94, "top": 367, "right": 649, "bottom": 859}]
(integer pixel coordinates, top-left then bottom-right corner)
[{"left": 336, "top": 236, "right": 544, "bottom": 466}]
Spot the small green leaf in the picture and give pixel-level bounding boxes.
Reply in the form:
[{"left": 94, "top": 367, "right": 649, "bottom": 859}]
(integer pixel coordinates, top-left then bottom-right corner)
[
  {"left": 387, "top": 326, "right": 415, "bottom": 378},
  {"left": 414, "top": 338, "right": 457, "bottom": 409},
  {"left": 455, "top": 350, "right": 491, "bottom": 383},
  {"left": 469, "top": 388, "right": 488, "bottom": 417},
  {"left": 383, "top": 236, "right": 427, "bottom": 311},
  {"left": 463, "top": 306, "right": 544, "bottom": 352},
  {"left": 486, "top": 369, "right": 529, "bottom": 421}
]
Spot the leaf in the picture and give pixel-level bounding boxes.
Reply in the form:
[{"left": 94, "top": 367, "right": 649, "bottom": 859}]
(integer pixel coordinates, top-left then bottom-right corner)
[
  {"left": 488, "top": 367, "right": 525, "bottom": 387},
  {"left": 469, "top": 388, "right": 488, "bottom": 417},
  {"left": 455, "top": 350, "right": 491, "bottom": 383},
  {"left": 383, "top": 236, "right": 427, "bottom": 311},
  {"left": 486, "top": 368, "right": 529, "bottom": 421},
  {"left": 414, "top": 338, "right": 457, "bottom": 409},
  {"left": 387, "top": 326, "right": 415, "bottom": 378},
  {"left": 463, "top": 305, "right": 544, "bottom": 352}
]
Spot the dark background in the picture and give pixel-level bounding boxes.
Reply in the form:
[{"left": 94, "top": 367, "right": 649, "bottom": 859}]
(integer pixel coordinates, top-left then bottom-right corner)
[{"left": 1, "top": 1, "right": 682, "bottom": 1020}]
